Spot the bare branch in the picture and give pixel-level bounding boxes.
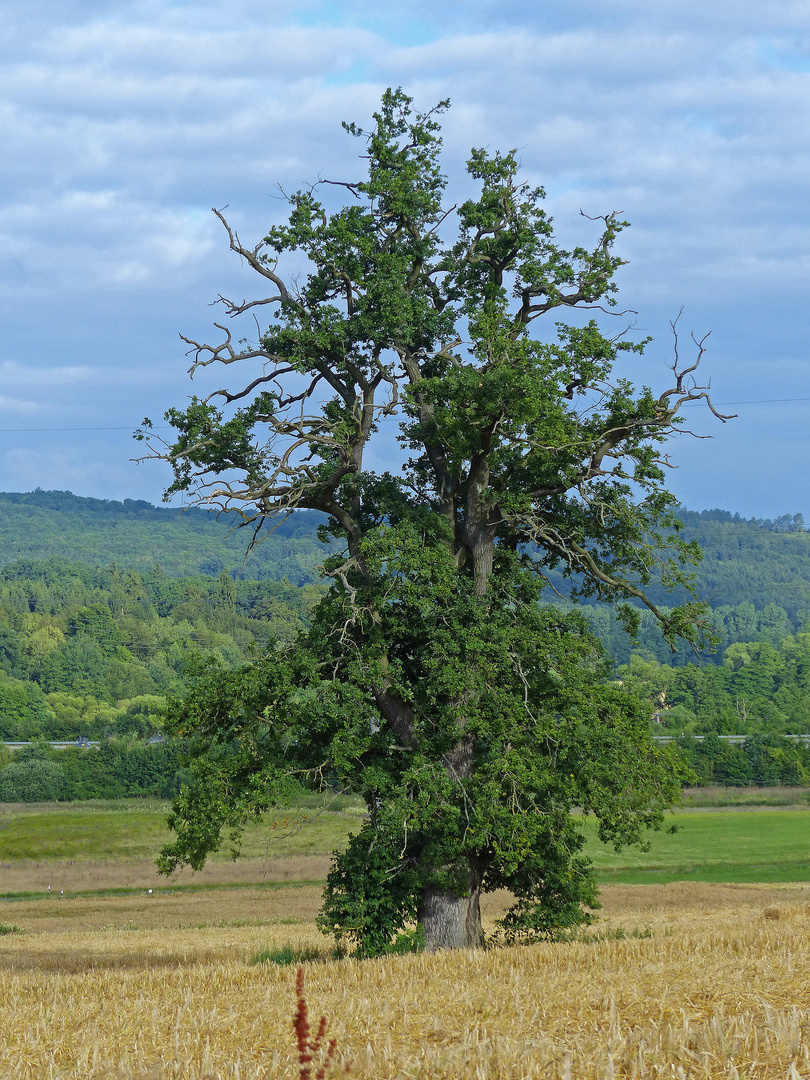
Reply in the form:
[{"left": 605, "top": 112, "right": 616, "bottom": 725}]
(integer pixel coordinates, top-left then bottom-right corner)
[
  {"left": 317, "top": 177, "right": 363, "bottom": 199},
  {"left": 654, "top": 315, "right": 736, "bottom": 424},
  {"left": 214, "top": 294, "right": 283, "bottom": 318},
  {"left": 211, "top": 207, "right": 299, "bottom": 309}
]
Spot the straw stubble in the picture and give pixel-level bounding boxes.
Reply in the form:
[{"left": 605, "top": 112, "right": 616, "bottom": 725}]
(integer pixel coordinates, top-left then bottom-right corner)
[{"left": 1, "top": 882, "right": 810, "bottom": 1078}]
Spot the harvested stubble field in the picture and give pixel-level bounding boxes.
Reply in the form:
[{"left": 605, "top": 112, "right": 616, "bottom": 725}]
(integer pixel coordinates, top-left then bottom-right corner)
[{"left": 3, "top": 881, "right": 810, "bottom": 1079}]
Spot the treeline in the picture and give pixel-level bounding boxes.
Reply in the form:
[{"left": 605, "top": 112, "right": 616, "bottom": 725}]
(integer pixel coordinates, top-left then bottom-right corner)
[
  {"left": 0, "top": 557, "right": 323, "bottom": 741},
  {"left": 632, "top": 508, "right": 810, "bottom": 618},
  {"left": 582, "top": 599, "right": 805, "bottom": 667},
  {"left": 618, "top": 633, "right": 810, "bottom": 736},
  {"left": 674, "top": 733, "right": 810, "bottom": 787},
  {"left": 0, "top": 740, "right": 188, "bottom": 802},
  {"left": 2, "top": 551, "right": 810, "bottom": 746},
  {"left": 3, "top": 492, "right": 810, "bottom": 617},
  {"left": 4, "top": 492, "right": 810, "bottom": 798}
]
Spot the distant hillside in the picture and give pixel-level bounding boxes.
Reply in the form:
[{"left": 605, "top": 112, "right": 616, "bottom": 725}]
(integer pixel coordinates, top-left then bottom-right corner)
[
  {"left": 640, "top": 509, "right": 810, "bottom": 620},
  {"left": 1, "top": 491, "right": 810, "bottom": 752},
  {"left": 1, "top": 492, "right": 809, "bottom": 616},
  {"left": 0, "top": 490, "right": 327, "bottom": 586},
  {"left": 541, "top": 508, "right": 810, "bottom": 667}
]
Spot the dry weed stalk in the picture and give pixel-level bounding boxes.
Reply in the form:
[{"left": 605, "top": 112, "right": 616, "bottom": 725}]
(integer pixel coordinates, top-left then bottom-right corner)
[{"left": 293, "top": 966, "right": 346, "bottom": 1080}]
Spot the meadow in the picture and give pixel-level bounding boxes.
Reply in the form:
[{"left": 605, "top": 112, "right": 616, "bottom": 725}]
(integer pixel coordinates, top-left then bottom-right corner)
[
  {"left": 585, "top": 806, "right": 810, "bottom": 884},
  {"left": 2, "top": 797, "right": 810, "bottom": 1078},
  {"left": 3, "top": 793, "right": 810, "bottom": 892}
]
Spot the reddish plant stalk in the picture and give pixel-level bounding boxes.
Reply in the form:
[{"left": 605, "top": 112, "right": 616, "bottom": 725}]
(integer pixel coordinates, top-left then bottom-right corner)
[{"left": 293, "top": 966, "right": 344, "bottom": 1079}]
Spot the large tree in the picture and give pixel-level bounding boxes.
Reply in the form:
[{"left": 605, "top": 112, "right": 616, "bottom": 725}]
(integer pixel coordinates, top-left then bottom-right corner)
[{"left": 140, "top": 89, "right": 726, "bottom": 953}]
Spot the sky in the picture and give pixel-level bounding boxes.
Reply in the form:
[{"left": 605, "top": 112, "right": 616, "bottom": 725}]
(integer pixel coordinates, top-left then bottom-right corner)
[{"left": 1, "top": 0, "right": 809, "bottom": 519}]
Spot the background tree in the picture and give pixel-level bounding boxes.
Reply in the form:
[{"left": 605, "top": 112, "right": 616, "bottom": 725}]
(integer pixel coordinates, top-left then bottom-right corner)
[
  {"left": 0, "top": 743, "right": 67, "bottom": 803},
  {"left": 141, "top": 89, "right": 726, "bottom": 952}
]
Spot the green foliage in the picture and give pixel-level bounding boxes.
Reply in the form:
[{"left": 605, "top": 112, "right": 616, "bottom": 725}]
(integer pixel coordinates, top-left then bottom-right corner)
[
  {"left": 0, "top": 755, "right": 67, "bottom": 802},
  {"left": 0, "top": 553, "right": 319, "bottom": 744},
  {"left": 144, "top": 90, "right": 726, "bottom": 952},
  {"left": 251, "top": 944, "right": 326, "bottom": 966},
  {"left": 638, "top": 509, "right": 810, "bottom": 619},
  {"left": 0, "top": 739, "right": 188, "bottom": 803},
  {"left": 619, "top": 631, "right": 810, "bottom": 739},
  {"left": 316, "top": 541, "right": 689, "bottom": 953},
  {"left": 674, "top": 733, "right": 810, "bottom": 787},
  {"left": 317, "top": 821, "right": 422, "bottom": 959},
  {"left": 2, "top": 492, "right": 810, "bottom": 705},
  {"left": 0, "top": 675, "right": 54, "bottom": 740},
  {"left": 387, "top": 926, "right": 425, "bottom": 955},
  {"left": 0, "top": 490, "right": 329, "bottom": 584},
  {"left": 160, "top": 560, "right": 689, "bottom": 953}
]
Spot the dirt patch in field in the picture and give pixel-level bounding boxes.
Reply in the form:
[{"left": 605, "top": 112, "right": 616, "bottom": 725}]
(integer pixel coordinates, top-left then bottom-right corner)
[
  {"left": 0, "top": 921, "right": 305, "bottom": 972},
  {"left": 0, "top": 882, "right": 328, "bottom": 936},
  {"left": 0, "top": 855, "right": 331, "bottom": 894},
  {"left": 1, "top": 884, "right": 514, "bottom": 937},
  {"left": 5, "top": 879, "right": 805, "bottom": 943},
  {"left": 598, "top": 879, "right": 810, "bottom": 932}
]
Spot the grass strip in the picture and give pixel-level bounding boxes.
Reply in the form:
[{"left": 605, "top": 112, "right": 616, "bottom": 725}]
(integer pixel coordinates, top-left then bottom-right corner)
[
  {"left": 0, "top": 803, "right": 359, "bottom": 861},
  {"left": 596, "top": 864, "right": 810, "bottom": 885},
  {"left": 252, "top": 944, "right": 328, "bottom": 966},
  {"left": 3, "top": 804, "right": 809, "bottom": 891},
  {"left": 585, "top": 809, "right": 810, "bottom": 884},
  {"left": 0, "top": 879, "right": 326, "bottom": 903}
]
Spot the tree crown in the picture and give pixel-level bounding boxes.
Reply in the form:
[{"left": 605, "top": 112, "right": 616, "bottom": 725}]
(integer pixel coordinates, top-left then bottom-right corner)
[
  {"left": 140, "top": 90, "right": 723, "bottom": 953},
  {"left": 138, "top": 87, "right": 730, "bottom": 644}
]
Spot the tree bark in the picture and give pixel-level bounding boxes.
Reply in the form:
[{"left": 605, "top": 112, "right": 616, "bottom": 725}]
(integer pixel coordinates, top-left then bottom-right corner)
[
  {"left": 421, "top": 871, "right": 484, "bottom": 951},
  {"left": 415, "top": 717, "right": 485, "bottom": 949}
]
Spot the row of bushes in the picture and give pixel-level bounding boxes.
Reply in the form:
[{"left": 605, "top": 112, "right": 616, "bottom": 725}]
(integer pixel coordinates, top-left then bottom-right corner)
[
  {"left": 0, "top": 740, "right": 190, "bottom": 802},
  {"left": 0, "top": 679, "right": 171, "bottom": 742},
  {"left": 676, "top": 732, "right": 810, "bottom": 786},
  {"left": 2, "top": 732, "right": 808, "bottom": 804}
]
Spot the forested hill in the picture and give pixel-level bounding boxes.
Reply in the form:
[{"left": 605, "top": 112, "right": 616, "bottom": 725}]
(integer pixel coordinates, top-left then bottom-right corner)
[
  {"left": 639, "top": 509, "right": 810, "bottom": 619},
  {"left": 0, "top": 489, "right": 326, "bottom": 585},
  {"left": 2, "top": 492, "right": 810, "bottom": 613},
  {"left": 1, "top": 492, "right": 810, "bottom": 774}
]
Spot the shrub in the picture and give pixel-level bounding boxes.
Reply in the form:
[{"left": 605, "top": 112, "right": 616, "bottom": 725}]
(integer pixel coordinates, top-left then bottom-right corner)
[
  {"left": 0, "top": 757, "right": 67, "bottom": 802},
  {"left": 252, "top": 945, "right": 327, "bottom": 967}
]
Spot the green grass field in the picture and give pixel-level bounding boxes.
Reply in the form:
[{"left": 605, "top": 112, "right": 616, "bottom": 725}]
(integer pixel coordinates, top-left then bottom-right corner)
[
  {"left": 1, "top": 798, "right": 808, "bottom": 888},
  {"left": 585, "top": 809, "right": 810, "bottom": 884},
  {"left": 0, "top": 796, "right": 363, "bottom": 863}
]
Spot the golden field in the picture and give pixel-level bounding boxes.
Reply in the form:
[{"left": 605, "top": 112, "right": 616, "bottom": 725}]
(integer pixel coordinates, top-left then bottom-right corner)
[{"left": 3, "top": 879, "right": 810, "bottom": 1078}]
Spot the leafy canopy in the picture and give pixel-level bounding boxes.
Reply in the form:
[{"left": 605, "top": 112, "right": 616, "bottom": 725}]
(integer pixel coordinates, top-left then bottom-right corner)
[{"left": 142, "top": 89, "right": 723, "bottom": 952}]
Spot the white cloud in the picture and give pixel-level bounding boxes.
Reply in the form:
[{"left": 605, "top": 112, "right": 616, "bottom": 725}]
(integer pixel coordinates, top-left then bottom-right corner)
[
  {"left": 1, "top": 443, "right": 157, "bottom": 501},
  {"left": 0, "top": 363, "right": 95, "bottom": 389},
  {"left": 0, "top": 396, "right": 41, "bottom": 415},
  {"left": 0, "top": 0, "right": 808, "bottom": 514},
  {"left": 40, "top": 21, "right": 381, "bottom": 78},
  {"left": 108, "top": 262, "right": 151, "bottom": 285},
  {"left": 0, "top": 192, "right": 219, "bottom": 299}
]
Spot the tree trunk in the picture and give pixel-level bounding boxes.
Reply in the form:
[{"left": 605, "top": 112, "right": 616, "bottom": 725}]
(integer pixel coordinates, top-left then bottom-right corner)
[{"left": 420, "top": 866, "right": 484, "bottom": 951}]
